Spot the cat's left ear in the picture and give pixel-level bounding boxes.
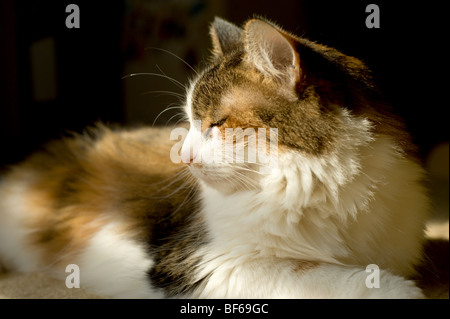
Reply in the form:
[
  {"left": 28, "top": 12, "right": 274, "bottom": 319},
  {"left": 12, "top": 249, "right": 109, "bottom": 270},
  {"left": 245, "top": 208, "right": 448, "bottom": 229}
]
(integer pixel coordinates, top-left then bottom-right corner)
[
  {"left": 244, "top": 19, "right": 301, "bottom": 87},
  {"left": 210, "top": 17, "right": 243, "bottom": 60}
]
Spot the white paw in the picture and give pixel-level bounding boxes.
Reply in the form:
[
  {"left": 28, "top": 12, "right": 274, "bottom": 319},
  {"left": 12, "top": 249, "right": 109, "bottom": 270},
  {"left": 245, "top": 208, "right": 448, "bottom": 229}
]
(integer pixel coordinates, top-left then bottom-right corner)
[{"left": 363, "top": 271, "right": 424, "bottom": 299}]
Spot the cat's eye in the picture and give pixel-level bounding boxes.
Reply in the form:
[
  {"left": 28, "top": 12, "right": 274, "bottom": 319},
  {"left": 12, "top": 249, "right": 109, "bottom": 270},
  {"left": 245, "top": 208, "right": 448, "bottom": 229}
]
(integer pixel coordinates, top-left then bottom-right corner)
[{"left": 210, "top": 117, "right": 227, "bottom": 128}]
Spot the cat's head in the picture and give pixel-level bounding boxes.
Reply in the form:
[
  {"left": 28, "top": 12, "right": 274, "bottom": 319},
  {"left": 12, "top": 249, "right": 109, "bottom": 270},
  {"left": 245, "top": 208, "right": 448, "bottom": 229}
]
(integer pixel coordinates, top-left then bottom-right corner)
[{"left": 180, "top": 17, "right": 400, "bottom": 198}]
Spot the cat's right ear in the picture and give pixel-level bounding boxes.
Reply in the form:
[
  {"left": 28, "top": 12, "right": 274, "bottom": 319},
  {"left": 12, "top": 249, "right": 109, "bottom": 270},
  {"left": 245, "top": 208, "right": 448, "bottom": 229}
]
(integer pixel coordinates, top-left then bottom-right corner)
[
  {"left": 244, "top": 19, "right": 301, "bottom": 89},
  {"left": 209, "top": 17, "right": 243, "bottom": 60}
]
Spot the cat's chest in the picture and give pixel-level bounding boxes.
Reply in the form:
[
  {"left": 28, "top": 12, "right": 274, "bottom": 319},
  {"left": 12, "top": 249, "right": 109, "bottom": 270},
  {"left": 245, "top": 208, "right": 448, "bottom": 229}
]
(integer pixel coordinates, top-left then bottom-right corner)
[
  {"left": 198, "top": 181, "right": 360, "bottom": 267},
  {"left": 200, "top": 186, "right": 266, "bottom": 236}
]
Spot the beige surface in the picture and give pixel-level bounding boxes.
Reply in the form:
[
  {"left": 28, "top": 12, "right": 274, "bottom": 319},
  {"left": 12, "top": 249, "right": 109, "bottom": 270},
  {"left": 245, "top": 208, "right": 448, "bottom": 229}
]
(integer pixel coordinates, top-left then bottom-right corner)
[
  {"left": 0, "top": 272, "right": 102, "bottom": 299},
  {"left": 0, "top": 221, "right": 447, "bottom": 299}
]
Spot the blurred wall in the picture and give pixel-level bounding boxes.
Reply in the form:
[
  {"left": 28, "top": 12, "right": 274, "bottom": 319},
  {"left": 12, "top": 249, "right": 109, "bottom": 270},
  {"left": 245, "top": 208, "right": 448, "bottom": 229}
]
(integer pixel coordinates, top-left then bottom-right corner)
[{"left": 1, "top": 0, "right": 125, "bottom": 165}]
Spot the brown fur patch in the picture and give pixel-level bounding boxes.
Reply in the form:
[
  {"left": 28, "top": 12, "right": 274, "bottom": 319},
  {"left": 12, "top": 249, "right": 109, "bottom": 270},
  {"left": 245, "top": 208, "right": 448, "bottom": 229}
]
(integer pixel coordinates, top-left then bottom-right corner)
[
  {"left": 3, "top": 125, "right": 199, "bottom": 267},
  {"left": 294, "top": 260, "right": 320, "bottom": 275}
]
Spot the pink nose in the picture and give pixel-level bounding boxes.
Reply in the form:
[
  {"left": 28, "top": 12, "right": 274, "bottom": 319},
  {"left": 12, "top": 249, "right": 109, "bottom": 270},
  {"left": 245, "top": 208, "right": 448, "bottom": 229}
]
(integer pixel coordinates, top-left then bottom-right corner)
[
  {"left": 186, "top": 154, "right": 198, "bottom": 166},
  {"left": 181, "top": 145, "right": 196, "bottom": 165}
]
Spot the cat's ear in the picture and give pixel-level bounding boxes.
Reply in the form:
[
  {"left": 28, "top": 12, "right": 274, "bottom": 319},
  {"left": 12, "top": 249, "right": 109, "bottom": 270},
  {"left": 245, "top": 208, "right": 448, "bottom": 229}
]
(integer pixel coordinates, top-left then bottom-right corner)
[
  {"left": 209, "top": 17, "right": 243, "bottom": 59},
  {"left": 244, "top": 19, "right": 301, "bottom": 86}
]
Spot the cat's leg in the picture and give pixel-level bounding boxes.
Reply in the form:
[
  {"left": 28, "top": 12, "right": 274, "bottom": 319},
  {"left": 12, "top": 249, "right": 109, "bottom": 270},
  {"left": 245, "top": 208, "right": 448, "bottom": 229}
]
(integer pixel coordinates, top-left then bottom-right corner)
[
  {"left": 193, "top": 258, "right": 424, "bottom": 298},
  {"left": 49, "top": 220, "right": 165, "bottom": 299},
  {"left": 0, "top": 177, "right": 163, "bottom": 298}
]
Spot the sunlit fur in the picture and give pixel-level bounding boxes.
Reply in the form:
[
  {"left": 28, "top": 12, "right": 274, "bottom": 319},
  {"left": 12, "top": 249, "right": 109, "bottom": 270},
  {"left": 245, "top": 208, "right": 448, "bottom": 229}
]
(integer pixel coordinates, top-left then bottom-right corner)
[{"left": 0, "top": 17, "right": 429, "bottom": 298}]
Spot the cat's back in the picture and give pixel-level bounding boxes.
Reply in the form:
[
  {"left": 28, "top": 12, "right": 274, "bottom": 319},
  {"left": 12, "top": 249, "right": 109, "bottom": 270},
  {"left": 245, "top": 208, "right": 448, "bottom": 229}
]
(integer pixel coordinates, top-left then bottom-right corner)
[
  {"left": 0, "top": 124, "right": 197, "bottom": 276},
  {"left": 0, "top": 125, "right": 188, "bottom": 214}
]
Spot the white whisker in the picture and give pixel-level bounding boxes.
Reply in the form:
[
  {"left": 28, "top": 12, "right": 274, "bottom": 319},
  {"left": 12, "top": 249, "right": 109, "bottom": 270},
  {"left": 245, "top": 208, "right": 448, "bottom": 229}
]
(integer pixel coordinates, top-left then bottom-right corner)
[
  {"left": 165, "top": 113, "right": 185, "bottom": 126},
  {"left": 122, "top": 72, "right": 185, "bottom": 90},
  {"left": 142, "top": 90, "right": 185, "bottom": 99},
  {"left": 145, "top": 47, "right": 199, "bottom": 76},
  {"left": 152, "top": 104, "right": 184, "bottom": 127},
  {"left": 155, "top": 65, "right": 186, "bottom": 90}
]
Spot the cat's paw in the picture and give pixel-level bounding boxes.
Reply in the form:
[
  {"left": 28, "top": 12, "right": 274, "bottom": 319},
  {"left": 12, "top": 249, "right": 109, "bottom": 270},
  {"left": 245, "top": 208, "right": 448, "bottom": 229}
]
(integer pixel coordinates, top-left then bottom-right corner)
[
  {"left": 307, "top": 264, "right": 424, "bottom": 299},
  {"left": 363, "top": 272, "right": 424, "bottom": 299}
]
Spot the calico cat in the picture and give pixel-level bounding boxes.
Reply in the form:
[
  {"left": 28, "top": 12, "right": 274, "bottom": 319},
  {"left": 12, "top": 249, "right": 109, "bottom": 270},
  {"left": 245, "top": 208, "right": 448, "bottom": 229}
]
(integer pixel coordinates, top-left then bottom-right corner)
[{"left": 0, "top": 17, "right": 429, "bottom": 298}]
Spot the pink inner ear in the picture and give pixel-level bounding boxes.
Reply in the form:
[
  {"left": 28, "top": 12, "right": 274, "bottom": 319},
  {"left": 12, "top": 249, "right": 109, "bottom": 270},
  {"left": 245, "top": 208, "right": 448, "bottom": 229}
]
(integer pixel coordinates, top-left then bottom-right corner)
[
  {"left": 266, "top": 31, "right": 296, "bottom": 68},
  {"left": 244, "top": 19, "right": 300, "bottom": 83}
]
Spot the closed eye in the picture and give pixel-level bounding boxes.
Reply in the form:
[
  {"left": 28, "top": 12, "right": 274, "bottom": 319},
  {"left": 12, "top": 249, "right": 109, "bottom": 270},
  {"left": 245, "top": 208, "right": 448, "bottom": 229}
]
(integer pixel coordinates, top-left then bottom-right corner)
[{"left": 210, "top": 117, "right": 228, "bottom": 128}]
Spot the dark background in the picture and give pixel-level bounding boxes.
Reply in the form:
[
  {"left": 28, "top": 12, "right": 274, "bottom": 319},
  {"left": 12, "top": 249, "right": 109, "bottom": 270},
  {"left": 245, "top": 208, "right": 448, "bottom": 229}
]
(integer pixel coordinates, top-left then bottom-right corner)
[{"left": 0, "top": 1, "right": 448, "bottom": 214}]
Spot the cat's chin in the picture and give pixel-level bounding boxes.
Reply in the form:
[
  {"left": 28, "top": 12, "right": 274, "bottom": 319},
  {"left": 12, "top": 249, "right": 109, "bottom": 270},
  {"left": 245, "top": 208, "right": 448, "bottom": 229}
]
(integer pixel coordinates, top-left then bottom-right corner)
[
  {"left": 201, "top": 181, "right": 237, "bottom": 195},
  {"left": 191, "top": 171, "right": 236, "bottom": 194},
  {"left": 188, "top": 167, "right": 257, "bottom": 195},
  {"left": 201, "top": 178, "right": 260, "bottom": 195}
]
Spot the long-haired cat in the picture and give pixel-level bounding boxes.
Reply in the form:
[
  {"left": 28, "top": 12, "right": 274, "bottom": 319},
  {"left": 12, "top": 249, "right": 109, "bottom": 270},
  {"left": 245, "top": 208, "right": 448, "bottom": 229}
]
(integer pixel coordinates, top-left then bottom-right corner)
[{"left": 0, "top": 17, "right": 429, "bottom": 298}]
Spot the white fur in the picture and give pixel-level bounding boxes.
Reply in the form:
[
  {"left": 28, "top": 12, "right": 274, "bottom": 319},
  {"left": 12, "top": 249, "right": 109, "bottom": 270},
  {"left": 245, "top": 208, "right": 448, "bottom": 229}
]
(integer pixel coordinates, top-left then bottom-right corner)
[
  {"left": 0, "top": 172, "right": 43, "bottom": 272},
  {"left": 184, "top": 70, "right": 204, "bottom": 123},
  {"left": 72, "top": 221, "right": 163, "bottom": 298},
  {"left": 185, "top": 108, "right": 428, "bottom": 298},
  {"left": 191, "top": 256, "right": 422, "bottom": 298}
]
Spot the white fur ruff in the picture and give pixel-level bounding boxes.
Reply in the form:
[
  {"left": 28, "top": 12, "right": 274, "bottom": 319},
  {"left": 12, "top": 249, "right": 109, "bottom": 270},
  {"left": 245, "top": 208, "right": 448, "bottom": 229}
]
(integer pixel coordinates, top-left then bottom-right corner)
[{"left": 186, "top": 111, "right": 428, "bottom": 298}]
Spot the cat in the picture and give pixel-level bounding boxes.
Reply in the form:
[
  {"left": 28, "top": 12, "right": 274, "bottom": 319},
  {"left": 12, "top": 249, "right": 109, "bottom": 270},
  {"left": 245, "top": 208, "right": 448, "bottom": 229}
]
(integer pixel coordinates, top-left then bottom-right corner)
[{"left": 0, "top": 17, "right": 429, "bottom": 298}]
